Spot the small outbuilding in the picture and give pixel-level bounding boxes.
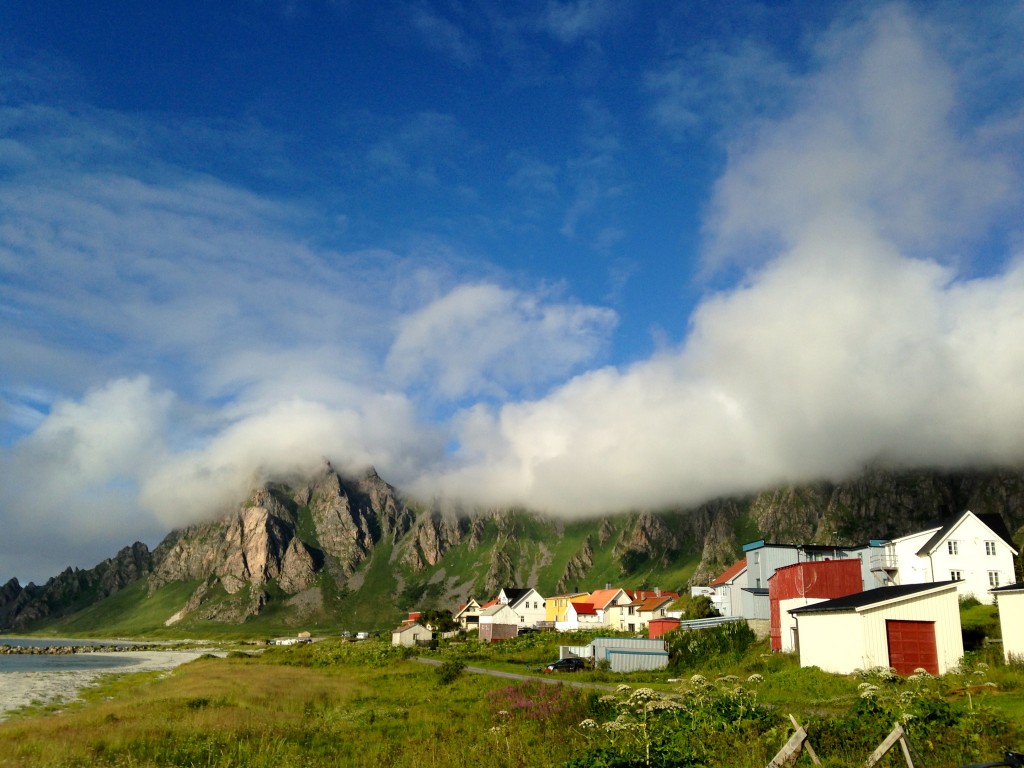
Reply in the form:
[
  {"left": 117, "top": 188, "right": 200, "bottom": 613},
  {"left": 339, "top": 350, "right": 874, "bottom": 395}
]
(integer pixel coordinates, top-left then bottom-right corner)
[
  {"left": 991, "top": 582, "right": 1024, "bottom": 664},
  {"left": 648, "top": 617, "right": 681, "bottom": 639},
  {"left": 391, "top": 622, "right": 432, "bottom": 647},
  {"left": 789, "top": 581, "right": 963, "bottom": 675}
]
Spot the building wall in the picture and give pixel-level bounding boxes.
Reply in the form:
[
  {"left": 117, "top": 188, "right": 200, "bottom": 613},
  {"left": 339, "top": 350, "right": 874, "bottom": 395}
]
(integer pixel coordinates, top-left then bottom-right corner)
[
  {"left": 769, "top": 560, "right": 862, "bottom": 650},
  {"left": 779, "top": 597, "right": 826, "bottom": 653},
  {"left": 479, "top": 623, "right": 518, "bottom": 643},
  {"left": 996, "top": 589, "right": 1024, "bottom": 663},
  {"left": 649, "top": 618, "right": 680, "bottom": 639},
  {"left": 859, "top": 588, "right": 963, "bottom": 674},
  {"left": 796, "top": 611, "right": 863, "bottom": 673}
]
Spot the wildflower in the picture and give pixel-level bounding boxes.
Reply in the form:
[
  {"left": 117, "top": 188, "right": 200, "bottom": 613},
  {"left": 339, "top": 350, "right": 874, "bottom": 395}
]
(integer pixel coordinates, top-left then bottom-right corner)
[
  {"left": 689, "top": 674, "right": 708, "bottom": 686},
  {"left": 579, "top": 718, "right": 598, "bottom": 729},
  {"left": 747, "top": 673, "right": 764, "bottom": 683},
  {"left": 616, "top": 684, "right": 632, "bottom": 694}
]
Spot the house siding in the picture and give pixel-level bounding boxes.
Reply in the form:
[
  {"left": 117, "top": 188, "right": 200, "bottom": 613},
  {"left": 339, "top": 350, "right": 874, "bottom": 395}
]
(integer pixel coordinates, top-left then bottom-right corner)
[
  {"left": 796, "top": 611, "right": 863, "bottom": 672},
  {"left": 994, "top": 586, "right": 1024, "bottom": 663}
]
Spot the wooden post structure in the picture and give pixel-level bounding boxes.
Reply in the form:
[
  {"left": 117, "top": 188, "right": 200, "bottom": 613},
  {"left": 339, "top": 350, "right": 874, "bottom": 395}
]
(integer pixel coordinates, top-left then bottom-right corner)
[
  {"left": 765, "top": 715, "right": 823, "bottom": 767},
  {"left": 864, "top": 723, "right": 915, "bottom": 768}
]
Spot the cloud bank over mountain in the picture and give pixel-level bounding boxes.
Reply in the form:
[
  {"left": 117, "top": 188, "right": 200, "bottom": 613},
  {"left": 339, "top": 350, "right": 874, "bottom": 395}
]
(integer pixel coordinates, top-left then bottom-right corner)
[{"left": 1, "top": 3, "right": 1022, "bottom": 583}]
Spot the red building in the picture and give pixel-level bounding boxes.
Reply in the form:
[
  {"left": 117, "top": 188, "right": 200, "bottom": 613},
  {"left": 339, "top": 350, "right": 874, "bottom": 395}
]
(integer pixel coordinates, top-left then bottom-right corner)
[
  {"left": 768, "top": 560, "right": 862, "bottom": 652},
  {"left": 648, "top": 617, "right": 681, "bottom": 639}
]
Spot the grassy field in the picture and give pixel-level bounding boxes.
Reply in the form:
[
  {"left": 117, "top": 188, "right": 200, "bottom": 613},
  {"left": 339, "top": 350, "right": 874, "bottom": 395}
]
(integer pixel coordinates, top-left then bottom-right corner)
[{"left": 2, "top": 630, "right": 1023, "bottom": 768}]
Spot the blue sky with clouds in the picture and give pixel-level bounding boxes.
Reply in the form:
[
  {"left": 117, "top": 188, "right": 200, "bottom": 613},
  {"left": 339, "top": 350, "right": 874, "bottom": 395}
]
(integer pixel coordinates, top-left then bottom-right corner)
[{"left": 2, "top": 1, "right": 1023, "bottom": 584}]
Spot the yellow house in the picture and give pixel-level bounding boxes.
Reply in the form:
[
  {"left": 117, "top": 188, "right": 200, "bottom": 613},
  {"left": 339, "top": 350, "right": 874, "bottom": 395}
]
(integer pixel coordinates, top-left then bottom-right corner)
[{"left": 546, "top": 592, "right": 590, "bottom": 624}]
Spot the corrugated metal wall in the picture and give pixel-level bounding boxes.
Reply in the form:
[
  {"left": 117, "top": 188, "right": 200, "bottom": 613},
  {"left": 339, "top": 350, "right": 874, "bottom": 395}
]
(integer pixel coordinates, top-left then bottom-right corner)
[{"left": 769, "top": 560, "right": 862, "bottom": 651}]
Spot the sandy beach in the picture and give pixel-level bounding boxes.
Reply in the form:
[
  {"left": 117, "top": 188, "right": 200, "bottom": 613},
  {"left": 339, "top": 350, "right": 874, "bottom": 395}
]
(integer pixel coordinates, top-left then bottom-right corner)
[{"left": 0, "top": 649, "right": 217, "bottom": 721}]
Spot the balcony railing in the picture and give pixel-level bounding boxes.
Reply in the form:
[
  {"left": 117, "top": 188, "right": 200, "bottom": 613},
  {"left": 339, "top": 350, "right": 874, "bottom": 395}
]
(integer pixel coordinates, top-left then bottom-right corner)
[{"left": 869, "top": 551, "right": 898, "bottom": 571}]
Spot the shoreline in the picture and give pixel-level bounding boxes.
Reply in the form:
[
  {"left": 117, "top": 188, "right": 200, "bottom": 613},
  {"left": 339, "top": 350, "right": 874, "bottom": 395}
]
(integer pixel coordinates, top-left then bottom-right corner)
[{"left": 0, "top": 649, "right": 217, "bottom": 721}]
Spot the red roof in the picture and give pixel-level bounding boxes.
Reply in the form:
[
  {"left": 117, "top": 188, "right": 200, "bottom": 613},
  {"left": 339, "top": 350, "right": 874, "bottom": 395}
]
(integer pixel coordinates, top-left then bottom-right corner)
[
  {"left": 573, "top": 602, "right": 597, "bottom": 615},
  {"left": 480, "top": 597, "right": 500, "bottom": 609},
  {"left": 710, "top": 558, "right": 747, "bottom": 587}
]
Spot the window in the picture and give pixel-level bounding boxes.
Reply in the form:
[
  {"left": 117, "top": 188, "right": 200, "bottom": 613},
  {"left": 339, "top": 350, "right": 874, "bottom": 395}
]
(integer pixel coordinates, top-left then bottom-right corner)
[
  {"left": 985, "top": 541, "right": 997, "bottom": 556},
  {"left": 950, "top": 570, "right": 962, "bottom": 581},
  {"left": 989, "top": 572, "right": 1001, "bottom": 588},
  {"left": 947, "top": 540, "right": 959, "bottom": 556}
]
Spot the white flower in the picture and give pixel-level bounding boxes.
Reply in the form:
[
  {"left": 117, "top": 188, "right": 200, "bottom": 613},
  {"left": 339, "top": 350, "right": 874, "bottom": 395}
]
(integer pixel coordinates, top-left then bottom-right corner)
[{"left": 747, "top": 674, "right": 764, "bottom": 683}]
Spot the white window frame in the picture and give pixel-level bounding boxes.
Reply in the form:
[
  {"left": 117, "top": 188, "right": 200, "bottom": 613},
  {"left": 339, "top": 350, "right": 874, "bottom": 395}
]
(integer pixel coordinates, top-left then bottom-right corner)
[
  {"left": 947, "top": 540, "right": 959, "bottom": 556},
  {"left": 985, "top": 540, "right": 997, "bottom": 556},
  {"left": 950, "top": 570, "right": 962, "bottom": 581},
  {"left": 989, "top": 571, "right": 1001, "bottom": 588}
]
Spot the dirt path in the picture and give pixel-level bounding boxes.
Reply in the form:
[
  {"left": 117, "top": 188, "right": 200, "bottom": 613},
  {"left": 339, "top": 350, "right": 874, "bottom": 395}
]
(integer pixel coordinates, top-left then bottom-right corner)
[{"left": 415, "top": 657, "right": 616, "bottom": 690}]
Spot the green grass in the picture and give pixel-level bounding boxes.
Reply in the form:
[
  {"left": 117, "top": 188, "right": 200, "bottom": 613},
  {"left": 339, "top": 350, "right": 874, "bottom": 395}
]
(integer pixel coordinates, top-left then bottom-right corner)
[
  {"left": 3, "top": 636, "right": 1023, "bottom": 768},
  {"left": 41, "top": 580, "right": 202, "bottom": 637}
]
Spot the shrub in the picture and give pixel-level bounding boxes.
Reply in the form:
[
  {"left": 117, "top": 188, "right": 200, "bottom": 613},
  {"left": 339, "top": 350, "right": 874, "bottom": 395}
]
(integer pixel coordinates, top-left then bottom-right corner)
[
  {"left": 435, "top": 659, "right": 465, "bottom": 686},
  {"left": 665, "top": 621, "right": 756, "bottom": 672}
]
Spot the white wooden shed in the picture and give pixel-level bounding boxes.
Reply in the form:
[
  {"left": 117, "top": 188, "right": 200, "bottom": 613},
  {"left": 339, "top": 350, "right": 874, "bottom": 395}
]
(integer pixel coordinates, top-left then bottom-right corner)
[
  {"left": 391, "top": 622, "right": 432, "bottom": 647},
  {"left": 789, "top": 581, "right": 963, "bottom": 675},
  {"left": 991, "top": 582, "right": 1024, "bottom": 664}
]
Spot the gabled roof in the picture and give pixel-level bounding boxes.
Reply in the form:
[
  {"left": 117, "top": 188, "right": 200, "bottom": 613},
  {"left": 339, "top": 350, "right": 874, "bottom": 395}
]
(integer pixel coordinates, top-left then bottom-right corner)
[
  {"left": 991, "top": 582, "right": 1024, "bottom": 594},
  {"left": 625, "top": 589, "right": 679, "bottom": 601},
  {"left": 789, "top": 581, "right": 957, "bottom": 614},
  {"left": 393, "top": 622, "right": 428, "bottom": 634},
  {"left": 915, "top": 510, "right": 1018, "bottom": 556},
  {"left": 454, "top": 599, "right": 481, "bottom": 618},
  {"left": 633, "top": 595, "right": 674, "bottom": 613},
  {"left": 499, "top": 587, "right": 532, "bottom": 604},
  {"left": 572, "top": 602, "right": 597, "bottom": 615},
  {"left": 480, "top": 597, "right": 500, "bottom": 609},
  {"left": 588, "top": 588, "right": 626, "bottom": 610},
  {"left": 481, "top": 603, "right": 518, "bottom": 617},
  {"left": 711, "top": 559, "right": 748, "bottom": 586}
]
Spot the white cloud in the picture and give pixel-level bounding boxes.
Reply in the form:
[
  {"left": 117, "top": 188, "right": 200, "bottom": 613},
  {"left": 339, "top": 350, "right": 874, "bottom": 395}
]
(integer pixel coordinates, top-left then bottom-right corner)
[
  {"left": 0, "top": 377, "right": 173, "bottom": 582},
  {"left": 415, "top": 6, "right": 1024, "bottom": 515},
  {"left": 387, "top": 283, "right": 617, "bottom": 399},
  {"left": 703, "top": 6, "right": 1015, "bottom": 272}
]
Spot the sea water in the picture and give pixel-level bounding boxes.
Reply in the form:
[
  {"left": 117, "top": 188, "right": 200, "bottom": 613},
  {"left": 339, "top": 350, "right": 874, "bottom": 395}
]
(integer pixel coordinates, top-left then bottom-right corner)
[{"left": 0, "top": 637, "right": 140, "bottom": 674}]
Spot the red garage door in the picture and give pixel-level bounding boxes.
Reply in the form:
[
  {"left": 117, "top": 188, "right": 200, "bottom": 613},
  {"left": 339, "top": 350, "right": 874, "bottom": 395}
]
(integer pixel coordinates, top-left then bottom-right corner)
[{"left": 885, "top": 620, "right": 938, "bottom": 675}]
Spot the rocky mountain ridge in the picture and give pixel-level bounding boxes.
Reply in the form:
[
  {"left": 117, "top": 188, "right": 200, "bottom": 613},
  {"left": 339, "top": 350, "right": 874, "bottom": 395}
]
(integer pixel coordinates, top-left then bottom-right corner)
[{"left": 2, "top": 463, "right": 1023, "bottom": 632}]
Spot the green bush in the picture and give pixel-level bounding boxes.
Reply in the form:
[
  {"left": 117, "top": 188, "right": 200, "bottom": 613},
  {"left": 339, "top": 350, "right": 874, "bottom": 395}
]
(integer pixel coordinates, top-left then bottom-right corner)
[
  {"left": 665, "top": 621, "right": 756, "bottom": 672},
  {"left": 435, "top": 659, "right": 465, "bottom": 686}
]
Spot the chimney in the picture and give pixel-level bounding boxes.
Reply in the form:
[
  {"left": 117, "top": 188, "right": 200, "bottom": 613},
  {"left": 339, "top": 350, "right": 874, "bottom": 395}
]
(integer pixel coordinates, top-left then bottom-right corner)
[
  {"left": 655, "top": 587, "right": 661, "bottom": 597},
  {"left": 605, "top": 583, "right": 611, "bottom": 590}
]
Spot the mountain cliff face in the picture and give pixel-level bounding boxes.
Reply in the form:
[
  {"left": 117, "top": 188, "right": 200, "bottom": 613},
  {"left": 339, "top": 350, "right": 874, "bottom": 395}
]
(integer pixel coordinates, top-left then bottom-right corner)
[
  {"left": 0, "top": 542, "right": 152, "bottom": 630},
  {"left": 2, "top": 463, "right": 1023, "bottom": 632}
]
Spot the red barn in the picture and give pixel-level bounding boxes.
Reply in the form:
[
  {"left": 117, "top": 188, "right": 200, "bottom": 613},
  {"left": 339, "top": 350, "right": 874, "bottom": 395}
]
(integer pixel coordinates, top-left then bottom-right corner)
[{"left": 769, "top": 560, "right": 862, "bottom": 652}]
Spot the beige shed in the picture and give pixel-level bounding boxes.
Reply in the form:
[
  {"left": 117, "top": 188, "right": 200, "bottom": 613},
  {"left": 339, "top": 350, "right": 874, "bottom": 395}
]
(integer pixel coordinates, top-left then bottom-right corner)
[
  {"left": 789, "top": 581, "right": 963, "bottom": 675},
  {"left": 991, "top": 583, "right": 1024, "bottom": 664}
]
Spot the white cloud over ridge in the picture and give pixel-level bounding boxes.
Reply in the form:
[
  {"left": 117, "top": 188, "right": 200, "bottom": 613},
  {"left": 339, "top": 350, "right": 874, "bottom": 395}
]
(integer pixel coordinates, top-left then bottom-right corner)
[
  {"left": 415, "top": 6, "right": 1024, "bottom": 514},
  {"left": 2, "top": 4, "right": 1024, "bottom": 583}
]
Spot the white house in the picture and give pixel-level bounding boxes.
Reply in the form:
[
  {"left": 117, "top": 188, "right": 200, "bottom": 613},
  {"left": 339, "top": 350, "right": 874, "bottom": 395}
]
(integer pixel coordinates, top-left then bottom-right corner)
[
  {"left": 391, "top": 622, "right": 432, "bottom": 647},
  {"left": 497, "top": 587, "right": 547, "bottom": 628},
  {"left": 589, "top": 588, "right": 634, "bottom": 629},
  {"left": 883, "top": 511, "right": 1017, "bottom": 604},
  {"left": 789, "top": 581, "right": 964, "bottom": 675},
  {"left": 991, "top": 582, "right": 1024, "bottom": 664},
  {"left": 707, "top": 559, "right": 747, "bottom": 618},
  {"left": 453, "top": 598, "right": 482, "bottom": 630}
]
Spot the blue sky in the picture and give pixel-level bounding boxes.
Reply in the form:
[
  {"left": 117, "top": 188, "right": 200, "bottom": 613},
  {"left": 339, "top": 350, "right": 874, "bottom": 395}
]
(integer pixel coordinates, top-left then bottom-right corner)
[{"left": 2, "top": 1, "right": 1023, "bottom": 584}]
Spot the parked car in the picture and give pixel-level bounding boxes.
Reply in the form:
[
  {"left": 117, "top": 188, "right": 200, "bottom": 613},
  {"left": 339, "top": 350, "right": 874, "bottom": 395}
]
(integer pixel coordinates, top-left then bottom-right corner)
[{"left": 543, "top": 657, "right": 585, "bottom": 673}]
